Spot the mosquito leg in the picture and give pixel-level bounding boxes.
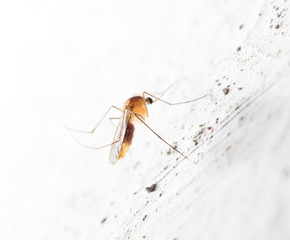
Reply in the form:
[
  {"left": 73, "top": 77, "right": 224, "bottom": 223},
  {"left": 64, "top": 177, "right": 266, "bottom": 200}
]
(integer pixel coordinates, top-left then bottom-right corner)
[
  {"left": 68, "top": 110, "right": 125, "bottom": 151},
  {"left": 109, "top": 117, "right": 120, "bottom": 128},
  {"left": 143, "top": 91, "right": 208, "bottom": 106},
  {"left": 126, "top": 109, "right": 194, "bottom": 162},
  {"left": 68, "top": 129, "right": 120, "bottom": 150},
  {"left": 56, "top": 105, "right": 123, "bottom": 134}
]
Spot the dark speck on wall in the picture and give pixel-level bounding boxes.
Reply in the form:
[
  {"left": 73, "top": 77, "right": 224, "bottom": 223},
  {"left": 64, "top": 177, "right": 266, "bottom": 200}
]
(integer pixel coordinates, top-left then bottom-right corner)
[
  {"left": 146, "top": 183, "right": 157, "bottom": 193},
  {"left": 167, "top": 142, "right": 178, "bottom": 155},
  {"left": 223, "top": 87, "right": 230, "bottom": 95}
]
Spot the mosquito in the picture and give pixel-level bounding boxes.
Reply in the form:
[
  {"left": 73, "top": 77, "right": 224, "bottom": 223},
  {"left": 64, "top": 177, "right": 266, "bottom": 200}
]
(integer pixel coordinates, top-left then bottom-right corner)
[{"left": 59, "top": 87, "right": 207, "bottom": 164}]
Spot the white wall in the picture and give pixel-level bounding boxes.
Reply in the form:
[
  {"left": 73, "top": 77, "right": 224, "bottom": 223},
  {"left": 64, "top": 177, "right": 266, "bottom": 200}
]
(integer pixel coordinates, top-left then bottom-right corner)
[{"left": 0, "top": 0, "right": 289, "bottom": 239}]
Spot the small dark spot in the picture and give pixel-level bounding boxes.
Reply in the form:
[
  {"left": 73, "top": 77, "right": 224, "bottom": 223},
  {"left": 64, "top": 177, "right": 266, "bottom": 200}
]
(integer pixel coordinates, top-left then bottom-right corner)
[
  {"left": 167, "top": 142, "right": 177, "bottom": 155},
  {"left": 176, "top": 192, "right": 179, "bottom": 196},
  {"left": 239, "top": 24, "right": 244, "bottom": 30},
  {"left": 238, "top": 87, "right": 243, "bottom": 90},
  {"left": 207, "top": 126, "right": 212, "bottom": 130},
  {"left": 100, "top": 217, "right": 107, "bottom": 224},
  {"left": 218, "top": 83, "right": 221, "bottom": 86},
  {"left": 239, "top": 117, "right": 244, "bottom": 121},
  {"left": 258, "top": 12, "right": 262, "bottom": 16},
  {"left": 196, "top": 129, "right": 204, "bottom": 137},
  {"left": 216, "top": 118, "right": 219, "bottom": 124},
  {"left": 193, "top": 139, "right": 198, "bottom": 146},
  {"left": 175, "top": 172, "right": 178, "bottom": 176},
  {"left": 146, "top": 183, "right": 157, "bottom": 193},
  {"left": 210, "top": 135, "right": 213, "bottom": 139},
  {"left": 237, "top": 46, "right": 241, "bottom": 51},
  {"left": 159, "top": 193, "right": 163, "bottom": 197},
  {"left": 275, "top": 24, "right": 280, "bottom": 29},
  {"left": 240, "top": 69, "right": 244, "bottom": 72},
  {"left": 235, "top": 106, "right": 240, "bottom": 110},
  {"left": 199, "top": 124, "right": 204, "bottom": 127},
  {"left": 226, "top": 146, "right": 231, "bottom": 151},
  {"left": 223, "top": 87, "right": 230, "bottom": 95},
  {"left": 142, "top": 235, "right": 146, "bottom": 238},
  {"left": 142, "top": 215, "right": 147, "bottom": 221},
  {"left": 164, "top": 166, "right": 168, "bottom": 170}
]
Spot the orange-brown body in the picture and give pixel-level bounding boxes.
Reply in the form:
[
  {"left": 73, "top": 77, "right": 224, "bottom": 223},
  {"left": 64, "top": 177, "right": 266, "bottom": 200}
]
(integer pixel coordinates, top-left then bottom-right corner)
[
  {"left": 125, "top": 96, "right": 149, "bottom": 121},
  {"left": 118, "top": 96, "right": 148, "bottom": 159}
]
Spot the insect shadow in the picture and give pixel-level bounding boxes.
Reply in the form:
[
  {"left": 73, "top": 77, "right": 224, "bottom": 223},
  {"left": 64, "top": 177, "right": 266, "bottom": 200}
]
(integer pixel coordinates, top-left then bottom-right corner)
[{"left": 58, "top": 86, "right": 207, "bottom": 164}]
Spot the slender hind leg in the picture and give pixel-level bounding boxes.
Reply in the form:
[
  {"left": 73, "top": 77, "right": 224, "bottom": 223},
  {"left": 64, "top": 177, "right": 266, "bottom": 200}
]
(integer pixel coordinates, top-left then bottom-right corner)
[
  {"left": 55, "top": 106, "right": 123, "bottom": 150},
  {"left": 126, "top": 109, "right": 194, "bottom": 163},
  {"left": 56, "top": 105, "right": 123, "bottom": 134},
  {"left": 68, "top": 130, "right": 120, "bottom": 150}
]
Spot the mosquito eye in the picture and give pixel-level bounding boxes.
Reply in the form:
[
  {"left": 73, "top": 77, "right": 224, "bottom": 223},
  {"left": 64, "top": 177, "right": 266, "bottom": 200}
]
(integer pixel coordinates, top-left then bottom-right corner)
[{"left": 146, "top": 97, "right": 153, "bottom": 104}]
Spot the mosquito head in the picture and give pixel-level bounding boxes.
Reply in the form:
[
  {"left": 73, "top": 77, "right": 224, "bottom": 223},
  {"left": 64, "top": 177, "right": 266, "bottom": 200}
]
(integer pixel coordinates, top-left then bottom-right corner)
[{"left": 145, "top": 97, "right": 153, "bottom": 105}]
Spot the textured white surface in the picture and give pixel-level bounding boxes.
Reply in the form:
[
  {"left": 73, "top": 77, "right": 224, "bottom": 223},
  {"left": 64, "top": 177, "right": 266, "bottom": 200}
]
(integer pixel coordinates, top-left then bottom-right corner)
[{"left": 0, "top": 0, "right": 290, "bottom": 240}]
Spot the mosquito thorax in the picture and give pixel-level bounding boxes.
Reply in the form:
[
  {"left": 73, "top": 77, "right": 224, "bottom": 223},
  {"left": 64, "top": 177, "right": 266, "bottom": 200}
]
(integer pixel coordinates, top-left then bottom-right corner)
[
  {"left": 145, "top": 97, "right": 153, "bottom": 104},
  {"left": 125, "top": 96, "right": 149, "bottom": 120}
]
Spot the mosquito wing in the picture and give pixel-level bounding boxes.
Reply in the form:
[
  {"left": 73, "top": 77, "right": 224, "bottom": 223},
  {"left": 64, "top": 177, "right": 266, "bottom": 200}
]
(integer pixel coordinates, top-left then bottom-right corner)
[{"left": 108, "top": 109, "right": 130, "bottom": 164}]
